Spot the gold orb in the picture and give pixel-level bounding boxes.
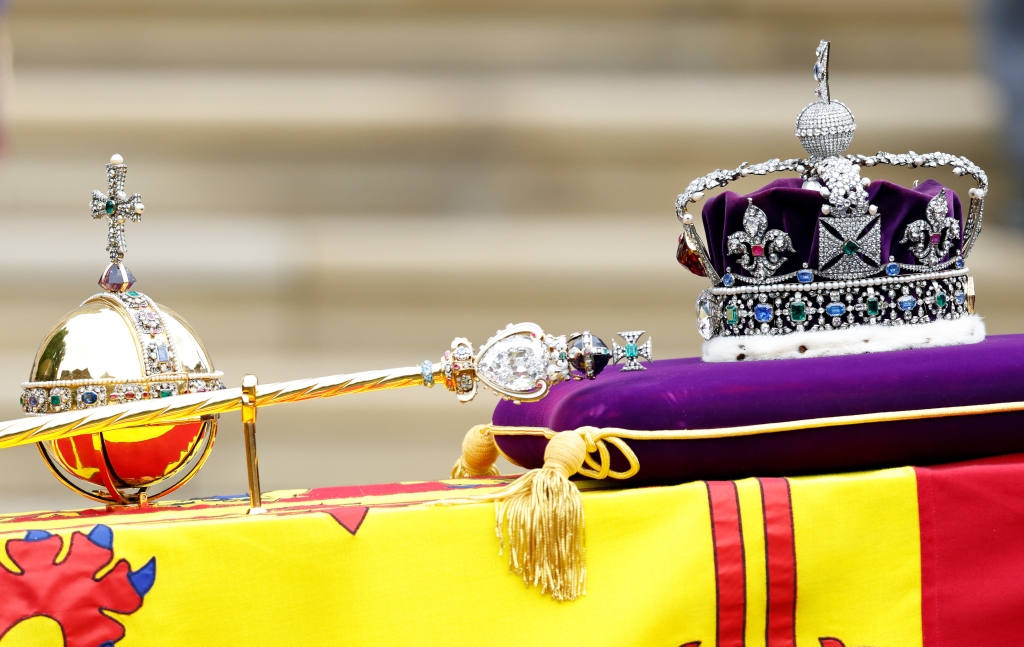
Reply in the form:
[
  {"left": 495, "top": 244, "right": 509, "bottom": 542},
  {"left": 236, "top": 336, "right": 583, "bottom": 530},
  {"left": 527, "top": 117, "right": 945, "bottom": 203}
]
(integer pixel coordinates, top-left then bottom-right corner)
[{"left": 22, "top": 291, "right": 224, "bottom": 505}]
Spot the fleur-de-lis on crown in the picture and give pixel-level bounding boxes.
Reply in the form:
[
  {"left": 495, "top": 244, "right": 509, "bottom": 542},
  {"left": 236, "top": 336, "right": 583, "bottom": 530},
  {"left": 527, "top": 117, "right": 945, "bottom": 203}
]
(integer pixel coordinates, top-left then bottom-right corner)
[
  {"left": 726, "top": 198, "right": 796, "bottom": 281},
  {"left": 900, "top": 189, "right": 960, "bottom": 267}
]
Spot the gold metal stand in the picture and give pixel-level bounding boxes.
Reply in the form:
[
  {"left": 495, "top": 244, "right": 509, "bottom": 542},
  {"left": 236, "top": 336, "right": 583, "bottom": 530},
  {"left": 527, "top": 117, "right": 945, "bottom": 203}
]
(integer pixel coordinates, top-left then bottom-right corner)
[{"left": 241, "top": 374, "right": 266, "bottom": 514}]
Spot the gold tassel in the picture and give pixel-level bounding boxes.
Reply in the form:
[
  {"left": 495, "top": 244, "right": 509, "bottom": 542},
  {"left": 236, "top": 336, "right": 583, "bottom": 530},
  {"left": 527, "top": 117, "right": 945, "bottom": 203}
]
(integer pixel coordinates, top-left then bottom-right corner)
[
  {"left": 493, "top": 430, "right": 588, "bottom": 601},
  {"left": 451, "top": 425, "right": 500, "bottom": 478}
]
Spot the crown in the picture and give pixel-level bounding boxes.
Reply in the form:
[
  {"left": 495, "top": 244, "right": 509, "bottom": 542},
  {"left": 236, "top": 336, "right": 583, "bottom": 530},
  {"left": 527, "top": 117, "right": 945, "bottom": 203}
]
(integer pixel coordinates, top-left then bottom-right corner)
[
  {"left": 675, "top": 41, "right": 987, "bottom": 362},
  {"left": 19, "top": 155, "right": 224, "bottom": 504}
]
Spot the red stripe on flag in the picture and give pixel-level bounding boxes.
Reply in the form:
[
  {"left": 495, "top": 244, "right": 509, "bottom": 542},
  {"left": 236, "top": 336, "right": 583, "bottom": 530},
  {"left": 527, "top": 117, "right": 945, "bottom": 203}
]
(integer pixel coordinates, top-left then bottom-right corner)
[
  {"left": 917, "top": 454, "right": 1024, "bottom": 646},
  {"left": 707, "top": 481, "right": 746, "bottom": 647},
  {"left": 760, "top": 477, "right": 796, "bottom": 647}
]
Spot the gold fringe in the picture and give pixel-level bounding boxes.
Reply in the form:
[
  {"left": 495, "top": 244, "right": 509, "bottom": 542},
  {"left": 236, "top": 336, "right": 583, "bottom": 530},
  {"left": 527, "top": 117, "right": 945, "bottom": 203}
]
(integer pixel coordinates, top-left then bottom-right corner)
[
  {"left": 495, "top": 468, "right": 585, "bottom": 601},
  {"left": 451, "top": 425, "right": 500, "bottom": 478},
  {"left": 482, "top": 430, "right": 589, "bottom": 601},
  {"left": 453, "top": 392, "right": 1024, "bottom": 602}
]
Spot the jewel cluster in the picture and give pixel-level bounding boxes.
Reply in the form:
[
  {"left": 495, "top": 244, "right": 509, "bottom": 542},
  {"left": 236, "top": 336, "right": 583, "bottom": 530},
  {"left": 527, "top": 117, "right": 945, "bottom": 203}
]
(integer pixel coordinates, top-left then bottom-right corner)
[
  {"left": 440, "top": 326, "right": 572, "bottom": 401},
  {"left": 795, "top": 100, "right": 856, "bottom": 159},
  {"left": 699, "top": 273, "right": 970, "bottom": 339},
  {"left": 677, "top": 40, "right": 991, "bottom": 345},
  {"left": 20, "top": 378, "right": 226, "bottom": 415},
  {"left": 676, "top": 158, "right": 805, "bottom": 219},
  {"left": 420, "top": 360, "right": 435, "bottom": 387},
  {"left": 90, "top": 161, "right": 144, "bottom": 264},
  {"left": 442, "top": 338, "right": 477, "bottom": 397},
  {"left": 118, "top": 291, "right": 182, "bottom": 376}
]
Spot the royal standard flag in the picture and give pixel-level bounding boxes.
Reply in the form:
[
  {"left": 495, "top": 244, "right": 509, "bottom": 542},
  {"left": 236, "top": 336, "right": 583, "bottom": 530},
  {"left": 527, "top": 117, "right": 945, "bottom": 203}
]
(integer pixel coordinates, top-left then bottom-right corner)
[{"left": 1, "top": 454, "right": 1023, "bottom": 646}]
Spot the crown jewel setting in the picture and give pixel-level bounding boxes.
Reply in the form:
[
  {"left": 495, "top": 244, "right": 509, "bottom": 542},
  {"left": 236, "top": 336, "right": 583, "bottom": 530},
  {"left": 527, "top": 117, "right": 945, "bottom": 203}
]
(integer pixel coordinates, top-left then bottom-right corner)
[
  {"left": 676, "top": 41, "right": 986, "bottom": 350},
  {"left": 92, "top": 154, "right": 145, "bottom": 293},
  {"left": 22, "top": 155, "right": 226, "bottom": 418}
]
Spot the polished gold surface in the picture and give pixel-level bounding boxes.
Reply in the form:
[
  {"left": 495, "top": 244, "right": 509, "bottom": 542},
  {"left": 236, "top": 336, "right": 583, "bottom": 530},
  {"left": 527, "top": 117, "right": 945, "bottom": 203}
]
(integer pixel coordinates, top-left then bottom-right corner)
[
  {"left": 161, "top": 305, "right": 215, "bottom": 374},
  {"left": 241, "top": 374, "right": 265, "bottom": 512},
  {"left": 23, "top": 294, "right": 222, "bottom": 393},
  {"left": 31, "top": 299, "right": 144, "bottom": 383},
  {"left": 22, "top": 286, "right": 223, "bottom": 503},
  {"left": 37, "top": 417, "right": 217, "bottom": 503}
]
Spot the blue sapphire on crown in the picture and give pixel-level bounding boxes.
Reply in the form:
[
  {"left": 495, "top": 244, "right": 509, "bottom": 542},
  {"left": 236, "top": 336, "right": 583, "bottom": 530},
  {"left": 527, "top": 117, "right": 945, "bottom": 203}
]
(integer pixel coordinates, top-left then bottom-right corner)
[{"left": 753, "top": 304, "right": 774, "bottom": 323}]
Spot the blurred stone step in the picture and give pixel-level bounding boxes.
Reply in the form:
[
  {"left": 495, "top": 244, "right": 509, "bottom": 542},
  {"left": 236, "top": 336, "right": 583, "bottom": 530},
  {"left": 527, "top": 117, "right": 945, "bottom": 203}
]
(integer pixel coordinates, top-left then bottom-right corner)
[
  {"left": 2, "top": 71, "right": 1001, "bottom": 215},
  {"left": 7, "top": 5, "right": 976, "bottom": 74}
]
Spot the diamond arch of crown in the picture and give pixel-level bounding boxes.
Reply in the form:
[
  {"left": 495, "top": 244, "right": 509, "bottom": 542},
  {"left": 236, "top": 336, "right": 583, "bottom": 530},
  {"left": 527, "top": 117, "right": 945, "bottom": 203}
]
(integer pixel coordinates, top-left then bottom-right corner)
[{"left": 674, "top": 152, "right": 989, "bottom": 285}]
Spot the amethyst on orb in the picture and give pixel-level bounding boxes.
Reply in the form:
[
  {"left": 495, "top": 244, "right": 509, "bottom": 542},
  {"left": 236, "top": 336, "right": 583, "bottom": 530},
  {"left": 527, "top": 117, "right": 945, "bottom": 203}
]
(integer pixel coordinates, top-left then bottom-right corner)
[{"left": 99, "top": 263, "right": 136, "bottom": 293}]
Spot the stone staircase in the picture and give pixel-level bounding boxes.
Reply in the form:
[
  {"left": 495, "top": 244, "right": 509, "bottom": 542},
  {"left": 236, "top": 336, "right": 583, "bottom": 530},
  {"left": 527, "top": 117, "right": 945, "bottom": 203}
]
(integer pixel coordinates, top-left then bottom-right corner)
[{"left": 0, "top": 0, "right": 1015, "bottom": 512}]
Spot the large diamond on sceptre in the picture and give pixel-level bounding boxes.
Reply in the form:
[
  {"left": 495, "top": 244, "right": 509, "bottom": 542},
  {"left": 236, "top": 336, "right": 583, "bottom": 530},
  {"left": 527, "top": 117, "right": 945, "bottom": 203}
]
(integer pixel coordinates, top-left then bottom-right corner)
[{"left": 473, "top": 323, "right": 569, "bottom": 402}]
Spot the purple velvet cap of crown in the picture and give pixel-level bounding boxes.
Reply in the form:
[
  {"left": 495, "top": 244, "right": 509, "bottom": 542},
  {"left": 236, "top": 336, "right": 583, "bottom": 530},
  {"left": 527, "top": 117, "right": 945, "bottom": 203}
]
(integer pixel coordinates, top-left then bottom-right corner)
[
  {"left": 492, "top": 335, "right": 1024, "bottom": 482},
  {"left": 701, "top": 178, "right": 962, "bottom": 278}
]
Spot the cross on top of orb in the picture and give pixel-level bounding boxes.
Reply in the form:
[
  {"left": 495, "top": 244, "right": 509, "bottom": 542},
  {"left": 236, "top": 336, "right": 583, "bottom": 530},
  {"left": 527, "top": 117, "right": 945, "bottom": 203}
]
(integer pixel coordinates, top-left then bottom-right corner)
[{"left": 91, "top": 154, "right": 145, "bottom": 265}]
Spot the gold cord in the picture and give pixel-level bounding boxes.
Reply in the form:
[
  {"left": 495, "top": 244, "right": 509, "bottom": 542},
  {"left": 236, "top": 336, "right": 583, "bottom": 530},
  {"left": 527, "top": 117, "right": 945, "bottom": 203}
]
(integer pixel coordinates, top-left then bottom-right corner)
[
  {"left": 451, "top": 425, "right": 501, "bottom": 478},
  {"left": 447, "top": 429, "right": 590, "bottom": 601},
  {"left": 484, "top": 396, "right": 1024, "bottom": 480},
  {"left": 448, "top": 397, "right": 1024, "bottom": 602}
]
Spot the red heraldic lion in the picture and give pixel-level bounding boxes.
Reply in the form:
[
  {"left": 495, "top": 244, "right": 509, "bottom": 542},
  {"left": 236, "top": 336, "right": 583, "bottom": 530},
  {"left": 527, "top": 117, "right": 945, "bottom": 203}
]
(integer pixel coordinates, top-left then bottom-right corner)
[{"left": 0, "top": 525, "right": 155, "bottom": 647}]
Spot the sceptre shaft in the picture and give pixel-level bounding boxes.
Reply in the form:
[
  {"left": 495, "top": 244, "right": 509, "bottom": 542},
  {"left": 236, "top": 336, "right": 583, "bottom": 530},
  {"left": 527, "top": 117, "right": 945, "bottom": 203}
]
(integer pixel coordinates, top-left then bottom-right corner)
[{"left": 1, "top": 323, "right": 647, "bottom": 452}]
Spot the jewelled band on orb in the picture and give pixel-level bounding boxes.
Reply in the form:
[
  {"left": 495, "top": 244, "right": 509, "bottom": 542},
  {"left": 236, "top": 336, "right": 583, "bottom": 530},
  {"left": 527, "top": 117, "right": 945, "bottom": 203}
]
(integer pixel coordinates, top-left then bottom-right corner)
[
  {"left": 0, "top": 323, "right": 651, "bottom": 451},
  {"left": 20, "top": 373, "right": 226, "bottom": 415}
]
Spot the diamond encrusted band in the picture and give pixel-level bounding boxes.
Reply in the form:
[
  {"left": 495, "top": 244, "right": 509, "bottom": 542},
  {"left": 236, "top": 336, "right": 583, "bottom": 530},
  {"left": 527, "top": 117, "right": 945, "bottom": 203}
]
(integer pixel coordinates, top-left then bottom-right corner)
[
  {"left": 710, "top": 267, "right": 969, "bottom": 297},
  {"left": 20, "top": 375, "right": 226, "bottom": 415},
  {"left": 698, "top": 270, "right": 973, "bottom": 340}
]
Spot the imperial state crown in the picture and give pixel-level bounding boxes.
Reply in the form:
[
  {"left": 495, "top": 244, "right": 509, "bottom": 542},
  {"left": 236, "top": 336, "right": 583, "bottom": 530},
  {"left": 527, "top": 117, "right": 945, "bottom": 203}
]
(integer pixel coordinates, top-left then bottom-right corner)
[
  {"left": 20, "top": 155, "right": 225, "bottom": 505},
  {"left": 676, "top": 41, "right": 985, "bottom": 361},
  {"left": 482, "top": 40, "right": 1020, "bottom": 600}
]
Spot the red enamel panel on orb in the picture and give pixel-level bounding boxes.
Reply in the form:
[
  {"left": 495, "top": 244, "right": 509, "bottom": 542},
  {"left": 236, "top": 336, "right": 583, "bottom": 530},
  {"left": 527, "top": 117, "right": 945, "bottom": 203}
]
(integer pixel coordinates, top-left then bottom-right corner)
[{"left": 51, "top": 421, "right": 205, "bottom": 488}]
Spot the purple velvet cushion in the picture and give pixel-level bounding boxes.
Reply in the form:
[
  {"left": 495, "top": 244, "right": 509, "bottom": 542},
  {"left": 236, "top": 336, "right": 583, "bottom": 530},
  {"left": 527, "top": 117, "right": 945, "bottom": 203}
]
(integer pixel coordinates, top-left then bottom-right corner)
[
  {"left": 492, "top": 334, "right": 1024, "bottom": 483},
  {"left": 700, "top": 178, "right": 962, "bottom": 278}
]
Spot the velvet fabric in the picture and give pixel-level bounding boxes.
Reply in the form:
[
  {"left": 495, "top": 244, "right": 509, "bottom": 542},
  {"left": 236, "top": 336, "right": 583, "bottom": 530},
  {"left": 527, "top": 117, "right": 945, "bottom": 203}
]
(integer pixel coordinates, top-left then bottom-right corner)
[
  {"left": 700, "top": 178, "right": 963, "bottom": 278},
  {"left": 492, "top": 334, "right": 1024, "bottom": 483}
]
